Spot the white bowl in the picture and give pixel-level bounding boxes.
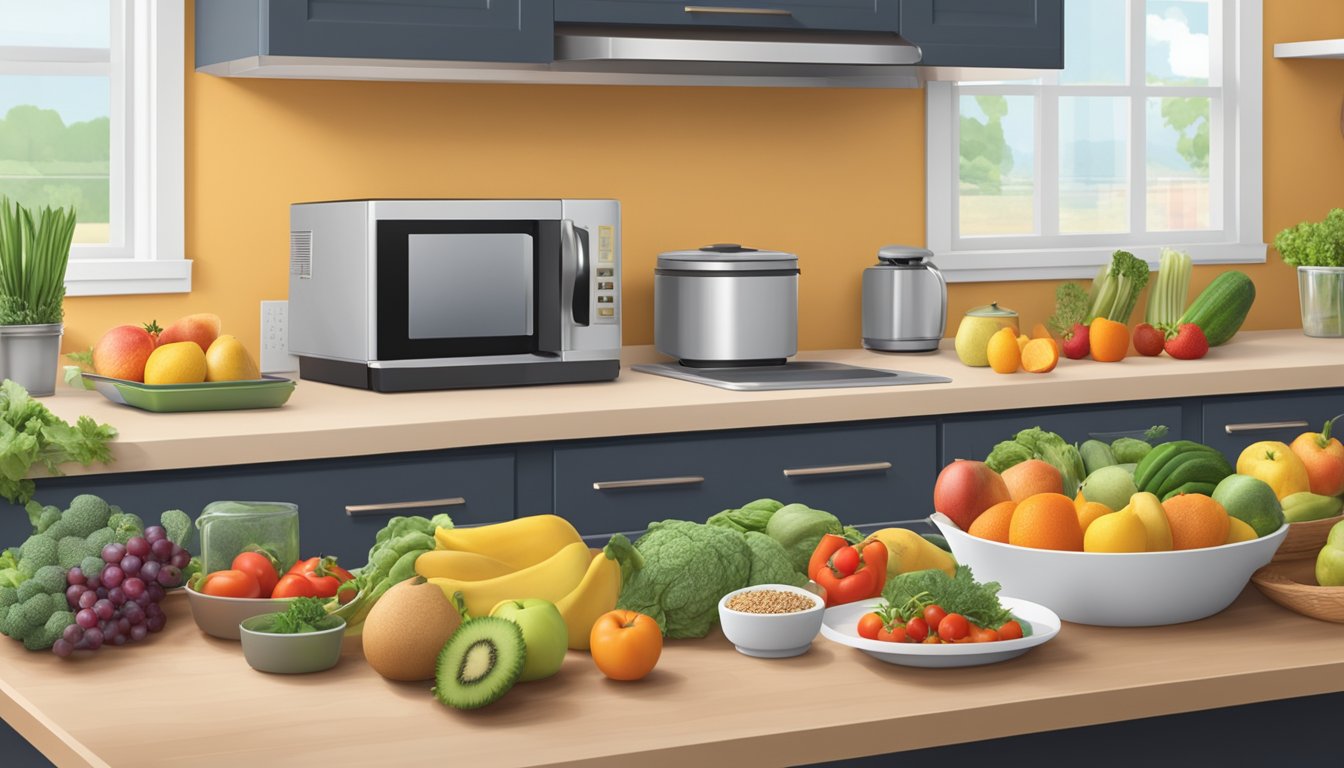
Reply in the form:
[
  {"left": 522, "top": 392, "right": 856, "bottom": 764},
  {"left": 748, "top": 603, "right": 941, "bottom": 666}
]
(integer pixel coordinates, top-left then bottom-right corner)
[
  {"left": 717, "top": 584, "right": 825, "bottom": 658},
  {"left": 931, "top": 512, "right": 1289, "bottom": 626},
  {"left": 185, "top": 585, "right": 293, "bottom": 640},
  {"left": 820, "top": 596, "right": 1060, "bottom": 668}
]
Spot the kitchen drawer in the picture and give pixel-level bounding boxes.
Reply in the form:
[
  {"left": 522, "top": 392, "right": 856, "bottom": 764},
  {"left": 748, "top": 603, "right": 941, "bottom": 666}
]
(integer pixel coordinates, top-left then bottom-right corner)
[
  {"left": 554, "top": 0, "right": 901, "bottom": 32},
  {"left": 942, "top": 402, "right": 1189, "bottom": 469},
  {"left": 1202, "top": 389, "right": 1344, "bottom": 464},
  {"left": 2, "top": 449, "right": 515, "bottom": 566},
  {"left": 552, "top": 420, "right": 936, "bottom": 537}
]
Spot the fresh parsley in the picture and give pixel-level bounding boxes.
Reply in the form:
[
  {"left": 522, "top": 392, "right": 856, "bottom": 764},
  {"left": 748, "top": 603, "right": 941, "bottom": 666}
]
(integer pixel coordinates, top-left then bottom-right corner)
[
  {"left": 882, "top": 565, "right": 1021, "bottom": 631},
  {"left": 265, "top": 597, "right": 339, "bottom": 634}
]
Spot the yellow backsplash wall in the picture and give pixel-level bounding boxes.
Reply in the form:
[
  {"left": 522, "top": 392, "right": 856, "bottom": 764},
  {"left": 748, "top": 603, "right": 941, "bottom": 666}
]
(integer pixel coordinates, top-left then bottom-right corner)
[{"left": 60, "top": 0, "right": 1344, "bottom": 359}]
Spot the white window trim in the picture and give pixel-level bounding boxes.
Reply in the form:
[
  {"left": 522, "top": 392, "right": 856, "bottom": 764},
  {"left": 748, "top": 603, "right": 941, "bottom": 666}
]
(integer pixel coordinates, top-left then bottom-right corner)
[{"left": 927, "top": 0, "right": 1263, "bottom": 283}]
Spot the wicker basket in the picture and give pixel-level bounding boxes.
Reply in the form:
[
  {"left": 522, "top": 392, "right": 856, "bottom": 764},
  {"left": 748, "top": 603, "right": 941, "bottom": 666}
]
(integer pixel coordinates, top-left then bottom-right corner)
[
  {"left": 1251, "top": 559, "right": 1344, "bottom": 623},
  {"left": 1270, "top": 514, "right": 1344, "bottom": 563}
]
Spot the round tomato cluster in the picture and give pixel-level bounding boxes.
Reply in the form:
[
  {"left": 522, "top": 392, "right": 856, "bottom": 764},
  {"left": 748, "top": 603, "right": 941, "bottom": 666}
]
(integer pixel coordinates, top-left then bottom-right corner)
[
  {"left": 198, "top": 551, "right": 355, "bottom": 600},
  {"left": 856, "top": 603, "right": 1023, "bottom": 644}
]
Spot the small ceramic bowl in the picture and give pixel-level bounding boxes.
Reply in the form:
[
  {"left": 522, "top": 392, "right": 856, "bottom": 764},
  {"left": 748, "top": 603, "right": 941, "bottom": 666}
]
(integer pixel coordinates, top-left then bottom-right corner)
[
  {"left": 185, "top": 585, "right": 292, "bottom": 640},
  {"left": 238, "top": 613, "right": 347, "bottom": 674},
  {"left": 717, "top": 584, "right": 825, "bottom": 658}
]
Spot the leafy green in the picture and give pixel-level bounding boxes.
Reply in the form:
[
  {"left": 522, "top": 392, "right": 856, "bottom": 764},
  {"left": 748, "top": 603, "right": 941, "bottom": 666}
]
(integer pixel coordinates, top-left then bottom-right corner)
[
  {"left": 261, "top": 597, "right": 340, "bottom": 634},
  {"left": 1110, "top": 437, "right": 1153, "bottom": 464},
  {"left": 609, "top": 520, "right": 751, "bottom": 639},
  {"left": 985, "top": 440, "right": 1034, "bottom": 473},
  {"left": 985, "top": 427, "right": 1086, "bottom": 496},
  {"left": 1144, "top": 425, "right": 1170, "bottom": 443},
  {"left": 1275, "top": 208, "right": 1344, "bottom": 267},
  {"left": 1046, "top": 282, "right": 1090, "bottom": 338},
  {"left": 882, "top": 565, "right": 1019, "bottom": 630},
  {"left": 1087, "top": 249, "right": 1152, "bottom": 323},
  {"left": 65, "top": 349, "right": 94, "bottom": 369},
  {"left": 0, "top": 380, "right": 116, "bottom": 504},
  {"left": 326, "top": 512, "right": 453, "bottom": 634},
  {"left": 743, "top": 531, "right": 806, "bottom": 588},
  {"left": 763, "top": 503, "right": 845, "bottom": 573},
  {"left": 706, "top": 498, "right": 782, "bottom": 534}
]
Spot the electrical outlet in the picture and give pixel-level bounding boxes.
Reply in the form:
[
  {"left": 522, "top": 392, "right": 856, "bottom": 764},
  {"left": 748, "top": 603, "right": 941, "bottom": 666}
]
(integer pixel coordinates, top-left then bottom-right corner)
[{"left": 260, "top": 300, "right": 299, "bottom": 374}]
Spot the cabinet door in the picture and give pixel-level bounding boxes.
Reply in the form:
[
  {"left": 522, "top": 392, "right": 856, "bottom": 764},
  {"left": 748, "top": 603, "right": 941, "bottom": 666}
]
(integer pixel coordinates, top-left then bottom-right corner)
[
  {"left": 901, "top": 0, "right": 1063, "bottom": 68},
  {"left": 1, "top": 450, "right": 516, "bottom": 566},
  {"left": 1202, "top": 389, "right": 1344, "bottom": 465},
  {"left": 264, "top": 0, "right": 553, "bottom": 64},
  {"left": 554, "top": 0, "right": 901, "bottom": 32}
]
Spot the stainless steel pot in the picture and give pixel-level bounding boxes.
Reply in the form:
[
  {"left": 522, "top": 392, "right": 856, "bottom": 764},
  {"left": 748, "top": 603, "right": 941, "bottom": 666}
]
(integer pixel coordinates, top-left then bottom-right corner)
[
  {"left": 654, "top": 244, "right": 798, "bottom": 366},
  {"left": 861, "top": 245, "right": 947, "bottom": 352}
]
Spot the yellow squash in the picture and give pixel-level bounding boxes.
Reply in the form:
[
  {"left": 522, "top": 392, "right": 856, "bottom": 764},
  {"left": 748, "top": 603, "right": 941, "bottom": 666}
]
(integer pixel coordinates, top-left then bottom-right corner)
[
  {"left": 434, "top": 514, "right": 583, "bottom": 570},
  {"left": 428, "top": 541, "right": 591, "bottom": 618},
  {"left": 414, "top": 549, "right": 517, "bottom": 581},
  {"left": 863, "top": 528, "right": 956, "bottom": 576},
  {"left": 554, "top": 550, "right": 622, "bottom": 650}
]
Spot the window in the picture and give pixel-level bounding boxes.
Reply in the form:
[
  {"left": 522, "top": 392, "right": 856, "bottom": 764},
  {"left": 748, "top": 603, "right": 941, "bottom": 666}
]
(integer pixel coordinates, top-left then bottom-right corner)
[
  {"left": 0, "top": 0, "right": 186, "bottom": 295},
  {"left": 926, "top": 0, "right": 1263, "bottom": 282}
]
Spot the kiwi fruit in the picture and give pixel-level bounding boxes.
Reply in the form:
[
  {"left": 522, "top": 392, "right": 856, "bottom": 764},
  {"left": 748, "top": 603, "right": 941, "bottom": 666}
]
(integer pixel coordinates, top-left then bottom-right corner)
[{"left": 433, "top": 617, "right": 526, "bottom": 710}]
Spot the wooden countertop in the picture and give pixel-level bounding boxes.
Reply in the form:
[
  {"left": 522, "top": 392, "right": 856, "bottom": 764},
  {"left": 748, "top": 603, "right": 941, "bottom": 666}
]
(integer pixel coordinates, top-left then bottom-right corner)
[
  {"left": 33, "top": 330, "right": 1344, "bottom": 477},
  {"left": 2, "top": 586, "right": 1342, "bottom": 767}
]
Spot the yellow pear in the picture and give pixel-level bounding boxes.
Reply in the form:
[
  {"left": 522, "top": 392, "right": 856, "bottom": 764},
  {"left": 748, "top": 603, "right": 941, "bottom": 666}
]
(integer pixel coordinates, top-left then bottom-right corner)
[{"left": 205, "top": 335, "right": 261, "bottom": 382}]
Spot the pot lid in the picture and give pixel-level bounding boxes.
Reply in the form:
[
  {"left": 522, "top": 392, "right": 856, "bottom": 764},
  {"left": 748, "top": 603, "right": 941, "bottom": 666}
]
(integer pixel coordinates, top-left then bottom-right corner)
[
  {"left": 657, "top": 243, "right": 799, "bottom": 273},
  {"left": 965, "top": 302, "right": 1018, "bottom": 318},
  {"left": 877, "top": 245, "right": 936, "bottom": 266}
]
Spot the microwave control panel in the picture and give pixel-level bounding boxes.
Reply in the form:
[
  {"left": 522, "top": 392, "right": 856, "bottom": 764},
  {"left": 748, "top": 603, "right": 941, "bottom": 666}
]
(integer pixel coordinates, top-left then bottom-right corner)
[{"left": 595, "top": 225, "right": 617, "bottom": 322}]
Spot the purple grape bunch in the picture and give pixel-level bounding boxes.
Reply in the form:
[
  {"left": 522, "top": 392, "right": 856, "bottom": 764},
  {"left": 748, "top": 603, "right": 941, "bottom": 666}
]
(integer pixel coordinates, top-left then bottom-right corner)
[{"left": 52, "top": 525, "right": 188, "bottom": 657}]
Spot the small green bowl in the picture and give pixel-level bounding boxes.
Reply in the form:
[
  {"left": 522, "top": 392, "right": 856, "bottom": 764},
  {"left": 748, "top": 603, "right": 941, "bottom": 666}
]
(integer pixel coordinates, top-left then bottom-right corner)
[{"left": 238, "top": 613, "right": 346, "bottom": 674}]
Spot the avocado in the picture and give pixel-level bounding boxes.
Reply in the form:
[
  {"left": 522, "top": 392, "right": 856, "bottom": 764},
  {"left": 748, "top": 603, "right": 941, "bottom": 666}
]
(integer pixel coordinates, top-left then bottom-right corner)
[{"left": 433, "top": 617, "right": 526, "bottom": 710}]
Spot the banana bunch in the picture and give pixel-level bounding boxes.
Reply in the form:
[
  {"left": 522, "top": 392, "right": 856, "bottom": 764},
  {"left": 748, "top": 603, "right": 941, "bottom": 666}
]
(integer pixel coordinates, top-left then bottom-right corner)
[
  {"left": 419, "top": 515, "right": 620, "bottom": 649},
  {"left": 1134, "top": 440, "right": 1233, "bottom": 500},
  {"left": 1118, "top": 492, "right": 1172, "bottom": 551}
]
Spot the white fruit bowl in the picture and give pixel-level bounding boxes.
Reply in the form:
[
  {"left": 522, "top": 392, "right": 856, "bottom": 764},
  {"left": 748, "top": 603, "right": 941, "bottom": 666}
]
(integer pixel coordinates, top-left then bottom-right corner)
[{"left": 930, "top": 512, "right": 1289, "bottom": 627}]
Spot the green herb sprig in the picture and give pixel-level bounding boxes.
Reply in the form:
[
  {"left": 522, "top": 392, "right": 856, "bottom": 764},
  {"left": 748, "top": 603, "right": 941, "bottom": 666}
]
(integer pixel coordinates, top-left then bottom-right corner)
[
  {"left": 0, "top": 196, "right": 76, "bottom": 326},
  {"left": 266, "top": 597, "right": 339, "bottom": 634}
]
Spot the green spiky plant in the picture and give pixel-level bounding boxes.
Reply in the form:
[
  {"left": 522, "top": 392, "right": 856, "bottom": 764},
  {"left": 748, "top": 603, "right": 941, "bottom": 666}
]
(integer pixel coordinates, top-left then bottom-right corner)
[{"left": 0, "top": 196, "right": 77, "bottom": 326}]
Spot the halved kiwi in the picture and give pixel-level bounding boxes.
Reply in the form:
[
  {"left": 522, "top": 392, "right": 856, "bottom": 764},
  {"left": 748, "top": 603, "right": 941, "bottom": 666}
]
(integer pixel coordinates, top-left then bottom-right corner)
[{"left": 433, "top": 617, "right": 526, "bottom": 710}]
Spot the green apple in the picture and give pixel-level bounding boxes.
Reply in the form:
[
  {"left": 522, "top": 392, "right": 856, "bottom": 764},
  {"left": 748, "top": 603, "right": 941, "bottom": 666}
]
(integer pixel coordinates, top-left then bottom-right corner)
[
  {"left": 1080, "top": 466, "right": 1138, "bottom": 513},
  {"left": 489, "top": 599, "right": 567, "bottom": 682},
  {"left": 1212, "top": 474, "right": 1285, "bottom": 538}
]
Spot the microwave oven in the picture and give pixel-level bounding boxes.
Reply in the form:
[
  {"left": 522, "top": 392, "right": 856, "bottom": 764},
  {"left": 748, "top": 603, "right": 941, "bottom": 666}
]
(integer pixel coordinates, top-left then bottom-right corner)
[{"left": 288, "top": 199, "right": 621, "bottom": 392}]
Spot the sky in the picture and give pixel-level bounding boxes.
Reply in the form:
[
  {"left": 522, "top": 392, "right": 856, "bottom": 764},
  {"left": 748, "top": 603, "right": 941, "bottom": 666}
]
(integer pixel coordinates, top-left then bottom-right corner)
[{"left": 0, "top": 0, "right": 110, "bottom": 124}]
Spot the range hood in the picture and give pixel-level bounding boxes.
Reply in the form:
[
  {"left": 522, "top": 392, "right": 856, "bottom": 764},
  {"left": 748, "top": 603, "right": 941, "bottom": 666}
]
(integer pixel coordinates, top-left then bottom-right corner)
[{"left": 198, "top": 25, "right": 929, "bottom": 89}]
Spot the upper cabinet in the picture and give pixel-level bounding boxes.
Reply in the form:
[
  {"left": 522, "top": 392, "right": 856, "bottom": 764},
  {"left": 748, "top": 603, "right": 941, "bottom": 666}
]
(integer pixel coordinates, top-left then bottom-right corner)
[
  {"left": 195, "top": 0, "right": 554, "bottom": 68},
  {"left": 553, "top": 1, "right": 901, "bottom": 32},
  {"left": 901, "top": 0, "right": 1063, "bottom": 69}
]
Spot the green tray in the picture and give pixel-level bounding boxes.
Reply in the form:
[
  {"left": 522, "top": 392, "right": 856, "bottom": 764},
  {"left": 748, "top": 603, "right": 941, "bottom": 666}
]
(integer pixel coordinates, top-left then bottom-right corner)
[{"left": 79, "top": 373, "right": 296, "bottom": 413}]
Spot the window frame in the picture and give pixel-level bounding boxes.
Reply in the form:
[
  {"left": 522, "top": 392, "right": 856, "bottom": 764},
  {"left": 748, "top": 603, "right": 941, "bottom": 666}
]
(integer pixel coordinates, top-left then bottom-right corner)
[
  {"left": 0, "top": 0, "right": 188, "bottom": 295},
  {"left": 926, "top": 0, "right": 1263, "bottom": 283}
]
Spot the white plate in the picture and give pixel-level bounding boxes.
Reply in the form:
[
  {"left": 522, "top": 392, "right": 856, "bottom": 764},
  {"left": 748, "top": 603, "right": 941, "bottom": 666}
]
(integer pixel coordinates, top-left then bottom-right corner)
[{"left": 819, "top": 596, "right": 1061, "bottom": 668}]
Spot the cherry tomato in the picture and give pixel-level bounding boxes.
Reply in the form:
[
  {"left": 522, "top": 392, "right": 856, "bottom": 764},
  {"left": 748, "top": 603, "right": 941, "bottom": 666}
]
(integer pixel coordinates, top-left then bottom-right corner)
[
  {"left": 922, "top": 604, "right": 947, "bottom": 630},
  {"left": 199, "top": 569, "right": 261, "bottom": 599},
  {"left": 937, "top": 613, "right": 970, "bottom": 642},
  {"left": 830, "top": 546, "right": 860, "bottom": 577},
  {"left": 857, "top": 612, "right": 885, "bottom": 640},
  {"left": 589, "top": 610, "right": 663, "bottom": 681},
  {"left": 876, "top": 625, "right": 907, "bottom": 643},
  {"left": 972, "top": 626, "right": 1000, "bottom": 643},
  {"left": 231, "top": 551, "right": 279, "bottom": 597},
  {"left": 288, "top": 557, "right": 355, "bottom": 598},
  {"left": 905, "top": 616, "right": 928, "bottom": 643},
  {"left": 997, "top": 620, "right": 1024, "bottom": 640},
  {"left": 271, "top": 572, "right": 318, "bottom": 599}
]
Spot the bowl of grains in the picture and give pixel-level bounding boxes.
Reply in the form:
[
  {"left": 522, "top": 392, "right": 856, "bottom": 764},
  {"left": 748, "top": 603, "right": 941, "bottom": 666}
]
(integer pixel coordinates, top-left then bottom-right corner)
[{"left": 717, "top": 584, "right": 826, "bottom": 658}]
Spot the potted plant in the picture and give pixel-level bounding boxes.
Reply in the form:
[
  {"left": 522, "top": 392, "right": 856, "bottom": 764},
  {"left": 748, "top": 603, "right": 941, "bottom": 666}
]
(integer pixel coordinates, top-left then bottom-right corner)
[
  {"left": 0, "top": 196, "right": 77, "bottom": 395},
  {"left": 1274, "top": 208, "right": 1344, "bottom": 338}
]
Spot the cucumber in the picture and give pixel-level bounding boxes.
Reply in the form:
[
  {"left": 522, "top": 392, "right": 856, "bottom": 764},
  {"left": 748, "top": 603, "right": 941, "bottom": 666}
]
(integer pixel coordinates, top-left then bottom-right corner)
[
  {"left": 1136, "top": 442, "right": 1221, "bottom": 493},
  {"left": 1156, "top": 455, "right": 1233, "bottom": 499},
  {"left": 1178, "top": 270, "right": 1256, "bottom": 346},
  {"left": 1080, "top": 440, "right": 1118, "bottom": 476}
]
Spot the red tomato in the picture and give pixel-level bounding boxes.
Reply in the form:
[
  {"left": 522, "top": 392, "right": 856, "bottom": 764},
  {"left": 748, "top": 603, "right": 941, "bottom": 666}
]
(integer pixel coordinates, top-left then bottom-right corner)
[
  {"left": 589, "top": 610, "right": 663, "bottom": 681},
  {"left": 922, "top": 604, "right": 947, "bottom": 630},
  {"left": 997, "top": 620, "right": 1024, "bottom": 641},
  {"left": 937, "top": 613, "right": 970, "bottom": 642},
  {"left": 271, "top": 572, "right": 318, "bottom": 599},
  {"left": 905, "top": 616, "right": 928, "bottom": 643},
  {"left": 972, "top": 626, "right": 1000, "bottom": 643},
  {"left": 287, "top": 556, "right": 355, "bottom": 598},
  {"left": 830, "top": 546, "right": 860, "bottom": 577},
  {"left": 876, "top": 625, "right": 907, "bottom": 643},
  {"left": 856, "top": 612, "right": 885, "bottom": 640},
  {"left": 231, "top": 552, "right": 279, "bottom": 597},
  {"left": 199, "top": 569, "right": 261, "bottom": 599}
]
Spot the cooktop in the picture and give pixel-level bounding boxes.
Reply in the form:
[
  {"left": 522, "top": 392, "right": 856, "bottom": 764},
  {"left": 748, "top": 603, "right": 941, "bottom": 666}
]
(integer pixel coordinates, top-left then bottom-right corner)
[{"left": 630, "top": 361, "right": 951, "bottom": 392}]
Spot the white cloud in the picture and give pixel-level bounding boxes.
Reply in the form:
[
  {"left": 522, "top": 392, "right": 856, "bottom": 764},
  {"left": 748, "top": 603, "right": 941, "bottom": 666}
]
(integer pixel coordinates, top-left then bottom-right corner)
[{"left": 1146, "top": 11, "right": 1209, "bottom": 80}]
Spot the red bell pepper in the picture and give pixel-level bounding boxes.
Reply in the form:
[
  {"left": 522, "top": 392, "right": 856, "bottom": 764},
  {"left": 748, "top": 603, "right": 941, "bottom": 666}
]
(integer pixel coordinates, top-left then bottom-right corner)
[
  {"left": 807, "top": 534, "right": 888, "bottom": 607},
  {"left": 287, "top": 556, "right": 355, "bottom": 599}
]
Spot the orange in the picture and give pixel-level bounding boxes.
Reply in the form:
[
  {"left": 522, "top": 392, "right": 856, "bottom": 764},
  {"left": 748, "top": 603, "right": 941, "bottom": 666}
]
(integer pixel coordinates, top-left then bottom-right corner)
[
  {"left": 1030, "top": 322, "right": 1053, "bottom": 340},
  {"left": 1076, "top": 501, "right": 1112, "bottom": 534},
  {"left": 1161, "top": 493, "right": 1231, "bottom": 550},
  {"left": 1074, "top": 490, "right": 1087, "bottom": 509},
  {"left": 968, "top": 500, "right": 1016, "bottom": 543},
  {"left": 1089, "top": 318, "right": 1129, "bottom": 363},
  {"left": 986, "top": 327, "right": 1021, "bottom": 374},
  {"left": 1008, "top": 492, "right": 1085, "bottom": 551},
  {"left": 1022, "top": 338, "right": 1059, "bottom": 373}
]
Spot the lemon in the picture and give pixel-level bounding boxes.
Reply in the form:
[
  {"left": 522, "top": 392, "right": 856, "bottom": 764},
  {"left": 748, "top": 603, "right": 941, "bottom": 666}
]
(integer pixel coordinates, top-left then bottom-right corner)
[
  {"left": 205, "top": 334, "right": 260, "bottom": 382},
  {"left": 144, "top": 341, "right": 207, "bottom": 385},
  {"left": 1226, "top": 517, "right": 1258, "bottom": 543},
  {"left": 1083, "top": 509, "right": 1148, "bottom": 553}
]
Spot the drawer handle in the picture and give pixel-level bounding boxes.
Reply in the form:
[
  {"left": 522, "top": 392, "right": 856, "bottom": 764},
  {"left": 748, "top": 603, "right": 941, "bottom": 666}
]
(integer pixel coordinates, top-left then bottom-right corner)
[
  {"left": 1224, "top": 421, "right": 1310, "bottom": 435},
  {"left": 593, "top": 476, "right": 704, "bottom": 491},
  {"left": 684, "top": 5, "right": 793, "bottom": 16},
  {"left": 345, "top": 497, "right": 465, "bottom": 517},
  {"left": 783, "top": 461, "right": 893, "bottom": 478}
]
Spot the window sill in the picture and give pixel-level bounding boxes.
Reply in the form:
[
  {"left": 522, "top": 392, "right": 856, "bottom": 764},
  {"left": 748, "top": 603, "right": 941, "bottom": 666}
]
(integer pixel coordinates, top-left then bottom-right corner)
[
  {"left": 936, "top": 243, "right": 1267, "bottom": 283},
  {"left": 65, "top": 259, "right": 192, "bottom": 296}
]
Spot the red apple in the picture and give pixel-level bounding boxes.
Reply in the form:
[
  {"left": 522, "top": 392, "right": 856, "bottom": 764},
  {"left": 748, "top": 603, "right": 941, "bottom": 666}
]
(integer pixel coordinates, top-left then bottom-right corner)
[
  {"left": 157, "top": 313, "right": 221, "bottom": 353},
  {"left": 1290, "top": 421, "right": 1344, "bottom": 497},
  {"left": 92, "top": 325, "right": 157, "bottom": 382},
  {"left": 934, "top": 459, "right": 1013, "bottom": 531}
]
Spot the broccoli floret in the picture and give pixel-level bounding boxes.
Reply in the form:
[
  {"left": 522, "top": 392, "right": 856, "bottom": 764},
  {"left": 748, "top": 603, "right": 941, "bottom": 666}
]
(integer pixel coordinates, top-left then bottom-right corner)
[
  {"left": 160, "top": 509, "right": 192, "bottom": 548},
  {"left": 31, "top": 565, "right": 67, "bottom": 594},
  {"left": 16, "top": 578, "right": 44, "bottom": 602},
  {"left": 79, "top": 555, "right": 105, "bottom": 580},
  {"left": 108, "top": 511, "right": 144, "bottom": 543},
  {"left": 0, "top": 606, "right": 15, "bottom": 638},
  {"left": 17, "top": 536, "right": 57, "bottom": 577},
  {"left": 58, "top": 536, "right": 96, "bottom": 569},
  {"left": 43, "top": 519, "right": 73, "bottom": 541},
  {"left": 0, "top": 586, "right": 15, "bottom": 608},
  {"left": 63, "top": 494, "right": 112, "bottom": 538},
  {"left": 36, "top": 506, "right": 62, "bottom": 535},
  {"left": 9, "top": 593, "right": 54, "bottom": 636},
  {"left": 85, "top": 527, "right": 116, "bottom": 552},
  {"left": 23, "top": 610, "right": 73, "bottom": 650}
]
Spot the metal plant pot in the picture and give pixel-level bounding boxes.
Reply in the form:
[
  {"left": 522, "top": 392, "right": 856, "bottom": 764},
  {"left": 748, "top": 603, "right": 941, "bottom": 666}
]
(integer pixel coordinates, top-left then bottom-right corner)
[
  {"left": 1298, "top": 266, "right": 1344, "bottom": 338},
  {"left": 0, "top": 323, "right": 64, "bottom": 396}
]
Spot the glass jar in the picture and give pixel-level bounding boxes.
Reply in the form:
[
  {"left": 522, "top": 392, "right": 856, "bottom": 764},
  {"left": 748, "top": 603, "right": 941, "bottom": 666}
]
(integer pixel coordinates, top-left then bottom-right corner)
[{"left": 195, "top": 501, "right": 300, "bottom": 576}]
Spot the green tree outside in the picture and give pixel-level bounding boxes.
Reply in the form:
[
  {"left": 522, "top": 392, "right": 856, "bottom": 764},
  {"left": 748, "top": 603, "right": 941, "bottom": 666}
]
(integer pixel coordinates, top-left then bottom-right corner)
[
  {"left": 0, "top": 105, "right": 109, "bottom": 223},
  {"left": 959, "top": 95, "right": 1015, "bottom": 195}
]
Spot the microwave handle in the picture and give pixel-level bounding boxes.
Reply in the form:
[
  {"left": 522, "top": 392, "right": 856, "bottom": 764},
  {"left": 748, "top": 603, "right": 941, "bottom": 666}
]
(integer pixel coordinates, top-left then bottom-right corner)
[{"left": 562, "top": 220, "right": 591, "bottom": 327}]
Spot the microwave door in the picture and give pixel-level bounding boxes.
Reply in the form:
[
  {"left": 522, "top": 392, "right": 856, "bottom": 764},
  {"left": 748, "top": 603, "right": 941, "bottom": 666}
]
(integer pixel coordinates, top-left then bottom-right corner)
[
  {"left": 560, "top": 220, "right": 590, "bottom": 330},
  {"left": 407, "top": 232, "right": 533, "bottom": 340}
]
